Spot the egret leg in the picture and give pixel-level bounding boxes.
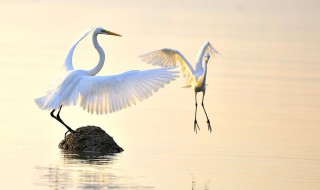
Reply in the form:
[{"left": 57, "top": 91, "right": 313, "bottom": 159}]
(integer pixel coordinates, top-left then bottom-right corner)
[
  {"left": 50, "top": 109, "right": 55, "bottom": 118},
  {"left": 50, "top": 106, "right": 76, "bottom": 136},
  {"left": 201, "top": 92, "right": 212, "bottom": 133},
  {"left": 194, "top": 92, "right": 200, "bottom": 133}
]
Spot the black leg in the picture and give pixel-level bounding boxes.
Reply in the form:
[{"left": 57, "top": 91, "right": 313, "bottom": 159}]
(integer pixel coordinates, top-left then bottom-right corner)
[
  {"left": 50, "top": 109, "right": 56, "bottom": 118},
  {"left": 201, "top": 92, "right": 212, "bottom": 133},
  {"left": 50, "top": 106, "right": 76, "bottom": 136},
  {"left": 194, "top": 92, "right": 200, "bottom": 133}
]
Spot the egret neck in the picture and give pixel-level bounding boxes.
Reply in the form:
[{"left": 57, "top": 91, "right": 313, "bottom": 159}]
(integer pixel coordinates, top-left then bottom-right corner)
[{"left": 87, "top": 32, "right": 105, "bottom": 76}]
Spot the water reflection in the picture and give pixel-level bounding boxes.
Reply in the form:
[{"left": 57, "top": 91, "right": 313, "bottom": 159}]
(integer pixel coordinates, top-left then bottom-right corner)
[
  {"left": 35, "top": 150, "right": 154, "bottom": 190},
  {"left": 192, "top": 175, "right": 210, "bottom": 190},
  {"left": 61, "top": 150, "right": 116, "bottom": 165}
]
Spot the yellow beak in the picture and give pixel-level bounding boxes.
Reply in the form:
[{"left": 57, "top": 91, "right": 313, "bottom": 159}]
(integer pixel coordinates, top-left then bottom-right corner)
[{"left": 102, "top": 29, "right": 122, "bottom": 37}]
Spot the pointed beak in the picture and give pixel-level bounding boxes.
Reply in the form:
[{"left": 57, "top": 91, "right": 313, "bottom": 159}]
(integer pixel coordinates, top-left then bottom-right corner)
[{"left": 102, "top": 29, "right": 122, "bottom": 37}]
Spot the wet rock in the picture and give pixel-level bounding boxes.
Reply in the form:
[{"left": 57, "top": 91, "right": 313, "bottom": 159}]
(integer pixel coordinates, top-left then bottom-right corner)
[{"left": 59, "top": 126, "right": 123, "bottom": 153}]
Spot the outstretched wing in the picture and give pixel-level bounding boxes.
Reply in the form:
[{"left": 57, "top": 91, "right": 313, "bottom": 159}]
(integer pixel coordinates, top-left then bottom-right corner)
[
  {"left": 63, "top": 27, "right": 94, "bottom": 71},
  {"left": 196, "top": 41, "right": 219, "bottom": 63},
  {"left": 77, "top": 67, "right": 178, "bottom": 114},
  {"left": 140, "top": 49, "right": 195, "bottom": 84},
  {"left": 206, "top": 41, "right": 219, "bottom": 56},
  {"left": 194, "top": 41, "right": 219, "bottom": 72}
]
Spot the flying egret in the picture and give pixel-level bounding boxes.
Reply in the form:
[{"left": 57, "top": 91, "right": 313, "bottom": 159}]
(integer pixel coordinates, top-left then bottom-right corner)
[
  {"left": 140, "top": 42, "right": 219, "bottom": 133},
  {"left": 35, "top": 27, "right": 178, "bottom": 135}
]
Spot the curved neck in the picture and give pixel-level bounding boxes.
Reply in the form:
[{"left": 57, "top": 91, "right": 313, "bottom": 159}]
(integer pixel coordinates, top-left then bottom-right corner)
[{"left": 87, "top": 33, "right": 105, "bottom": 76}]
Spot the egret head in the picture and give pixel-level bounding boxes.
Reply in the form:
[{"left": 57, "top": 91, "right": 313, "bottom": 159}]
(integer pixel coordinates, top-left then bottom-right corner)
[
  {"left": 94, "top": 27, "right": 122, "bottom": 37},
  {"left": 204, "top": 53, "right": 211, "bottom": 63}
]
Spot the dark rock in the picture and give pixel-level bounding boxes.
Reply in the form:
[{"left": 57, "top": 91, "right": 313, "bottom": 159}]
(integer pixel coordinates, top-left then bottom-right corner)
[{"left": 59, "top": 126, "right": 124, "bottom": 153}]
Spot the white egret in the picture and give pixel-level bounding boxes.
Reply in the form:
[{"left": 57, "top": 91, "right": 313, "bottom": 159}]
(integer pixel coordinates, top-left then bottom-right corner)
[
  {"left": 140, "top": 42, "right": 219, "bottom": 133},
  {"left": 35, "top": 27, "right": 178, "bottom": 135}
]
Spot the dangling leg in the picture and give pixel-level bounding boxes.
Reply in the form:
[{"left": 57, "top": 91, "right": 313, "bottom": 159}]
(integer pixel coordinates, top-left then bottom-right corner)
[
  {"left": 50, "top": 105, "right": 76, "bottom": 136},
  {"left": 194, "top": 92, "right": 200, "bottom": 133},
  {"left": 201, "top": 92, "right": 212, "bottom": 133}
]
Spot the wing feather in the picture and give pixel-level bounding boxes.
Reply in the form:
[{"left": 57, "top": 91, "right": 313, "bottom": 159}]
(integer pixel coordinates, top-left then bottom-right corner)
[
  {"left": 140, "top": 49, "right": 195, "bottom": 85},
  {"left": 195, "top": 41, "right": 219, "bottom": 63},
  {"left": 35, "top": 67, "right": 178, "bottom": 113},
  {"left": 194, "top": 41, "right": 219, "bottom": 72},
  {"left": 76, "top": 67, "right": 178, "bottom": 114},
  {"left": 206, "top": 41, "right": 220, "bottom": 56},
  {"left": 198, "top": 42, "right": 219, "bottom": 59}
]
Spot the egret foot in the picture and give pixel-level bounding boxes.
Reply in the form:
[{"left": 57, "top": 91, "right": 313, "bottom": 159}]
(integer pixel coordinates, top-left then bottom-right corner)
[
  {"left": 194, "top": 120, "right": 200, "bottom": 133},
  {"left": 65, "top": 129, "right": 78, "bottom": 137},
  {"left": 207, "top": 120, "right": 212, "bottom": 133},
  {"left": 50, "top": 107, "right": 77, "bottom": 136}
]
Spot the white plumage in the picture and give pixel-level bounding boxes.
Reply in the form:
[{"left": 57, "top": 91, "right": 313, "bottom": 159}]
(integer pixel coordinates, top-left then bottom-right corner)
[
  {"left": 35, "top": 67, "right": 177, "bottom": 114},
  {"left": 140, "top": 41, "right": 219, "bottom": 133},
  {"left": 35, "top": 27, "right": 178, "bottom": 134}
]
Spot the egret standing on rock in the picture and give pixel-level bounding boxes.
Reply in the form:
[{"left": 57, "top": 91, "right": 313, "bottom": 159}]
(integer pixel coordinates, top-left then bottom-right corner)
[
  {"left": 35, "top": 27, "right": 178, "bottom": 135},
  {"left": 140, "top": 42, "right": 219, "bottom": 133}
]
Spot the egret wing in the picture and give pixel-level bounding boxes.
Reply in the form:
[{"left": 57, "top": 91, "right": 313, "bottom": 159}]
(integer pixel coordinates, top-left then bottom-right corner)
[
  {"left": 196, "top": 41, "right": 219, "bottom": 62},
  {"left": 77, "top": 67, "right": 178, "bottom": 114},
  {"left": 194, "top": 41, "right": 219, "bottom": 72},
  {"left": 205, "top": 41, "right": 219, "bottom": 56},
  {"left": 140, "top": 49, "right": 195, "bottom": 84},
  {"left": 63, "top": 27, "right": 94, "bottom": 71}
]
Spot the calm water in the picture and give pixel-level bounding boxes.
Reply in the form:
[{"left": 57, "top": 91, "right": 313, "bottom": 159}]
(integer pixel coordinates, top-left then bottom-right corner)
[{"left": 1, "top": 0, "right": 320, "bottom": 189}]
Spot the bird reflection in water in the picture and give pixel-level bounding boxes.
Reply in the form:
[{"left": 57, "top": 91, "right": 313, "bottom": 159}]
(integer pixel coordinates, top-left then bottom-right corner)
[
  {"left": 61, "top": 150, "right": 116, "bottom": 165},
  {"left": 36, "top": 151, "right": 210, "bottom": 189},
  {"left": 192, "top": 175, "right": 210, "bottom": 190},
  {"left": 35, "top": 150, "right": 155, "bottom": 190}
]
